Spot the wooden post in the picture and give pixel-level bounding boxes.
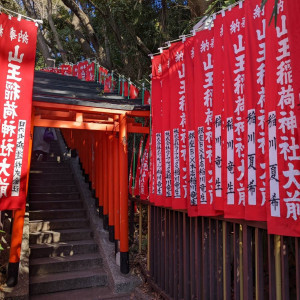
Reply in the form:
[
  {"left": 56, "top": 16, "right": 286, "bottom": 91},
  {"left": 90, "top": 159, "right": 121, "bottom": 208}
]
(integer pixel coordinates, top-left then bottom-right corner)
[
  {"left": 7, "top": 110, "right": 35, "bottom": 287},
  {"left": 274, "top": 235, "right": 282, "bottom": 300},
  {"left": 7, "top": 209, "right": 26, "bottom": 287},
  {"left": 113, "top": 116, "right": 120, "bottom": 244},
  {"left": 147, "top": 204, "right": 150, "bottom": 271},
  {"left": 103, "top": 133, "right": 109, "bottom": 230},
  {"left": 108, "top": 134, "right": 115, "bottom": 242},
  {"left": 139, "top": 203, "right": 142, "bottom": 254},
  {"left": 98, "top": 132, "right": 104, "bottom": 217},
  {"left": 119, "top": 113, "right": 129, "bottom": 274}
]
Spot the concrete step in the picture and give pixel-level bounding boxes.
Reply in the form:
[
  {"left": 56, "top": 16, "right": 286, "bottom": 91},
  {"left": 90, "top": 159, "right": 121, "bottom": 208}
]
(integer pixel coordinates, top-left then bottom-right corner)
[
  {"left": 29, "top": 185, "right": 78, "bottom": 193},
  {"left": 29, "top": 200, "right": 83, "bottom": 210},
  {"left": 30, "top": 209, "right": 86, "bottom": 220},
  {"left": 30, "top": 192, "right": 80, "bottom": 201},
  {"left": 30, "top": 253, "right": 103, "bottom": 276},
  {"left": 29, "top": 268, "right": 107, "bottom": 295},
  {"left": 29, "top": 218, "right": 89, "bottom": 232},
  {"left": 29, "top": 287, "right": 131, "bottom": 300},
  {"left": 30, "top": 167, "right": 71, "bottom": 174},
  {"left": 30, "top": 228, "right": 92, "bottom": 244},
  {"left": 30, "top": 240, "right": 98, "bottom": 259},
  {"left": 30, "top": 161, "right": 68, "bottom": 169},
  {"left": 30, "top": 172, "right": 74, "bottom": 180},
  {"left": 29, "top": 179, "right": 75, "bottom": 187}
]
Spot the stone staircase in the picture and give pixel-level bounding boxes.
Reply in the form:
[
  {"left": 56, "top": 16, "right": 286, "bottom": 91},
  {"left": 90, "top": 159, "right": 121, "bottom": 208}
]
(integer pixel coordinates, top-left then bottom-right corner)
[{"left": 28, "top": 141, "right": 108, "bottom": 297}]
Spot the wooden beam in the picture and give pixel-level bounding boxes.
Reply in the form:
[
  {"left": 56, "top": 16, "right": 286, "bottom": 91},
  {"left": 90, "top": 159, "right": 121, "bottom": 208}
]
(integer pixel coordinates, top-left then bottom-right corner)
[
  {"left": 127, "top": 123, "right": 149, "bottom": 134},
  {"left": 33, "top": 117, "right": 115, "bottom": 131}
]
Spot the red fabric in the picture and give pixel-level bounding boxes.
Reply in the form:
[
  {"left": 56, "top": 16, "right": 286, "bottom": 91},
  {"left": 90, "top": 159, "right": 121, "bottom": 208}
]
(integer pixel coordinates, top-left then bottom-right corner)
[
  {"left": 169, "top": 42, "right": 187, "bottom": 210},
  {"left": 133, "top": 137, "right": 144, "bottom": 196},
  {"left": 99, "top": 67, "right": 107, "bottom": 84},
  {"left": 128, "top": 150, "right": 134, "bottom": 195},
  {"left": 77, "top": 60, "right": 89, "bottom": 80},
  {"left": 222, "top": 4, "right": 246, "bottom": 219},
  {"left": 0, "top": 13, "right": 37, "bottom": 210},
  {"left": 104, "top": 76, "right": 114, "bottom": 92},
  {"left": 243, "top": 0, "right": 267, "bottom": 221},
  {"left": 60, "top": 64, "right": 72, "bottom": 76},
  {"left": 86, "top": 62, "right": 95, "bottom": 82},
  {"left": 144, "top": 90, "right": 151, "bottom": 105},
  {"left": 265, "top": 0, "right": 300, "bottom": 236},
  {"left": 161, "top": 49, "right": 172, "bottom": 207},
  {"left": 212, "top": 14, "right": 226, "bottom": 212},
  {"left": 139, "top": 137, "right": 150, "bottom": 200},
  {"left": 72, "top": 64, "right": 79, "bottom": 77},
  {"left": 196, "top": 28, "right": 221, "bottom": 217},
  {"left": 149, "top": 55, "right": 162, "bottom": 204},
  {"left": 124, "top": 81, "right": 129, "bottom": 97},
  {"left": 184, "top": 36, "right": 198, "bottom": 216},
  {"left": 129, "top": 84, "right": 139, "bottom": 99}
]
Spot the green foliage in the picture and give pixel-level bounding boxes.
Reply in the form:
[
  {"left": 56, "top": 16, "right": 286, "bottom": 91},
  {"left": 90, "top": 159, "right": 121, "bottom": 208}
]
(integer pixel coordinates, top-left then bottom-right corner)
[{"left": 0, "top": 230, "right": 5, "bottom": 251}]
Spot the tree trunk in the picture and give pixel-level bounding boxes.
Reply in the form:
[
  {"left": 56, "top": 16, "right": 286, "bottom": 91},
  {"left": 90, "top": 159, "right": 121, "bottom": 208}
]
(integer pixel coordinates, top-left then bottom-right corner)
[
  {"left": 70, "top": 14, "right": 94, "bottom": 59},
  {"left": 47, "top": 0, "right": 68, "bottom": 63},
  {"left": 188, "top": 0, "right": 214, "bottom": 17},
  {"left": 104, "top": 25, "right": 112, "bottom": 70},
  {"left": 61, "top": 0, "right": 106, "bottom": 65},
  {"left": 21, "top": 0, "right": 52, "bottom": 66}
]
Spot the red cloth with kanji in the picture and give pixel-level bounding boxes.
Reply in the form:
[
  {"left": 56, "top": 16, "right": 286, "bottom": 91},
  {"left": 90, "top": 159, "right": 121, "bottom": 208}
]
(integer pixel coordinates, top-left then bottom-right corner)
[
  {"left": 222, "top": 4, "right": 246, "bottom": 219},
  {"left": 168, "top": 42, "right": 187, "bottom": 210},
  {"left": 129, "top": 84, "right": 139, "bottom": 99},
  {"left": 0, "top": 13, "right": 37, "bottom": 210},
  {"left": 265, "top": 0, "right": 300, "bottom": 237},
  {"left": 243, "top": 0, "right": 267, "bottom": 221}
]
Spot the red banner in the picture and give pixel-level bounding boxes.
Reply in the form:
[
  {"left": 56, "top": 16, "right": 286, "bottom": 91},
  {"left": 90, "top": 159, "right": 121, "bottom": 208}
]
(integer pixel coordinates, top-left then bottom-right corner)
[
  {"left": 169, "top": 42, "right": 187, "bottom": 210},
  {"left": 265, "top": 0, "right": 300, "bottom": 236},
  {"left": 86, "top": 62, "right": 95, "bottom": 82},
  {"left": 161, "top": 49, "right": 170, "bottom": 207},
  {"left": 244, "top": 0, "right": 267, "bottom": 221},
  {"left": 72, "top": 64, "right": 79, "bottom": 77},
  {"left": 222, "top": 3, "right": 246, "bottom": 219},
  {"left": 60, "top": 64, "right": 72, "bottom": 76},
  {"left": 212, "top": 14, "right": 226, "bottom": 212},
  {"left": 196, "top": 27, "right": 220, "bottom": 216},
  {"left": 139, "top": 136, "right": 150, "bottom": 200},
  {"left": 124, "top": 81, "right": 129, "bottom": 97},
  {"left": 184, "top": 35, "right": 198, "bottom": 216},
  {"left": 77, "top": 60, "right": 89, "bottom": 80},
  {"left": 0, "top": 13, "right": 37, "bottom": 210},
  {"left": 129, "top": 84, "right": 139, "bottom": 99},
  {"left": 149, "top": 55, "right": 162, "bottom": 204},
  {"left": 133, "top": 137, "right": 144, "bottom": 196},
  {"left": 144, "top": 90, "right": 151, "bottom": 105}
]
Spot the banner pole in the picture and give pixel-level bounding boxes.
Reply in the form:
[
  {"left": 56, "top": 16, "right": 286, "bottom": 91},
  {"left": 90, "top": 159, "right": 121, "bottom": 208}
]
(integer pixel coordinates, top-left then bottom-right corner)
[{"left": 128, "top": 78, "right": 130, "bottom": 100}]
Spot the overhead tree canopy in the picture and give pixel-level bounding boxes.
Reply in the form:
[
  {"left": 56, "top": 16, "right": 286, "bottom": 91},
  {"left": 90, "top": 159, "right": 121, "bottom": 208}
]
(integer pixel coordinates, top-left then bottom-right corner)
[{"left": 0, "top": 0, "right": 278, "bottom": 81}]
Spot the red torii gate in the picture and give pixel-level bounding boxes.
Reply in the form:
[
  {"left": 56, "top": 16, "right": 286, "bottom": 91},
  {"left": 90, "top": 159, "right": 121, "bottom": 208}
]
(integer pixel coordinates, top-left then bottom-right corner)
[{"left": 7, "top": 71, "right": 150, "bottom": 285}]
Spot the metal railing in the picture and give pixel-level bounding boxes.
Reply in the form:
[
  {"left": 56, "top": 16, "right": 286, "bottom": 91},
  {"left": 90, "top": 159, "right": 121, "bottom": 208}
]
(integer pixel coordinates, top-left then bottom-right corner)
[{"left": 130, "top": 198, "right": 299, "bottom": 300}]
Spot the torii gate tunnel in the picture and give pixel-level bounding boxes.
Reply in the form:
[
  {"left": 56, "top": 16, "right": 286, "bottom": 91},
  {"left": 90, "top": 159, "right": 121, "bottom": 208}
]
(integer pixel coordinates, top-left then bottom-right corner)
[{"left": 7, "top": 71, "right": 150, "bottom": 283}]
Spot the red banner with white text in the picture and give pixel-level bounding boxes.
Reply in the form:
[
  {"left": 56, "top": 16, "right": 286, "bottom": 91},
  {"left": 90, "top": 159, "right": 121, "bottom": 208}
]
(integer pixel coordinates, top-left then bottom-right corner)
[
  {"left": 169, "top": 42, "right": 187, "bottom": 210},
  {"left": 244, "top": 0, "right": 267, "bottom": 221},
  {"left": 265, "top": 0, "right": 300, "bottom": 236},
  {"left": 0, "top": 13, "right": 37, "bottom": 210},
  {"left": 222, "top": 4, "right": 246, "bottom": 219}
]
